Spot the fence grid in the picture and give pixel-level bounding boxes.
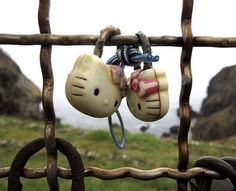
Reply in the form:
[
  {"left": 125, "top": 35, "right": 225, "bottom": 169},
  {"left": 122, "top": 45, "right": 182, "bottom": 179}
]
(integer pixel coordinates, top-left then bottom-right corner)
[{"left": 0, "top": 0, "right": 236, "bottom": 191}]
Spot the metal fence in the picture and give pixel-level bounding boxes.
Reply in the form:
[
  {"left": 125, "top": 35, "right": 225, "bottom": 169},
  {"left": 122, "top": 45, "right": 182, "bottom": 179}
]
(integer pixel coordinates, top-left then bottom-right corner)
[{"left": 0, "top": 0, "right": 236, "bottom": 190}]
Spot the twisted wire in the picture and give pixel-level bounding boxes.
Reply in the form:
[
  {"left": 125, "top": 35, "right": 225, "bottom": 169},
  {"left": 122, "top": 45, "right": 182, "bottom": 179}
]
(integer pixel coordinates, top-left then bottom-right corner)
[{"left": 0, "top": 166, "right": 225, "bottom": 180}]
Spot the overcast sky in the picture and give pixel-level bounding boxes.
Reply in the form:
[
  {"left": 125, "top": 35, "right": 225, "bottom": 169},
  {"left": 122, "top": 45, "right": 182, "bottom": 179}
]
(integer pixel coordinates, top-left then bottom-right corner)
[{"left": 0, "top": 0, "right": 236, "bottom": 129}]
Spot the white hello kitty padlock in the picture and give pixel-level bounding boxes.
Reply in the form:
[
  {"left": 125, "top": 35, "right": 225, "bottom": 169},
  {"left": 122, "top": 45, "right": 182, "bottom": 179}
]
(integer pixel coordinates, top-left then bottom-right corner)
[
  {"left": 65, "top": 53, "right": 124, "bottom": 118},
  {"left": 127, "top": 68, "right": 169, "bottom": 122},
  {"left": 65, "top": 26, "right": 127, "bottom": 149}
]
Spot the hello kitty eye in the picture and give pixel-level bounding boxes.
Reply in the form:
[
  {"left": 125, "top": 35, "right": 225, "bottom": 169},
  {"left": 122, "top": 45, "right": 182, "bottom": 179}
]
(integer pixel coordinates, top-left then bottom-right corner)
[
  {"left": 138, "top": 103, "right": 142, "bottom": 110},
  {"left": 94, "top": 88, "right": 100, "bottom": 96},
  {"left": 114, "top": 100, "right": 118, "bottom": 107}
]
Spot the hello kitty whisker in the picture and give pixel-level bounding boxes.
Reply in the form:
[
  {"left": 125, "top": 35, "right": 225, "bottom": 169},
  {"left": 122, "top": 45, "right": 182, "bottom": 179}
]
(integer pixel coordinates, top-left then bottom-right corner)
[
  {"left": 72, "top": 85, "right": 85, "bottom": 89},
  {"left": 147, "top": 113, "right": 159, "bottom": 116},
  {"left": 145, "top": 99, "right": 160, "bottom": 102},
  {"left": 74, "top": 76, "right": 87, "bottom": 81},
  {"left": 147, "top": 107, "right": 160, "bottom": 109},
  {"left": 72, "top": 93, "right": 83, "bottom": 97}
]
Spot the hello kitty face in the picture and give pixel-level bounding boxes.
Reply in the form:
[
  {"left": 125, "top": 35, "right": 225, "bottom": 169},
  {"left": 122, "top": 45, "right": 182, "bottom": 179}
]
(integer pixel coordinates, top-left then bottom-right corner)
[
  {"left": 127, "top": 68, "right": 169, "bottom": 122},
  {"left": 65, "top": 54, "right": 124, "bottom": 118}
]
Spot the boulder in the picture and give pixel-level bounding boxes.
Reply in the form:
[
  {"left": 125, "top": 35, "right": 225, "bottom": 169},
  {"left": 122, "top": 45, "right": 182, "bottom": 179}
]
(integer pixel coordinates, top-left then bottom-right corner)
[
  {"left": 192, "top": 65, "right": 236, "bottom": 140},
  {"left": 0, "top": 48, "right": 42, "bottom": 118},
  {"left": 192, "top": 103, "right": 236, "bottom": 140},
  {"left": 201, "top": 65, "right": 236, "bottom": 116}
]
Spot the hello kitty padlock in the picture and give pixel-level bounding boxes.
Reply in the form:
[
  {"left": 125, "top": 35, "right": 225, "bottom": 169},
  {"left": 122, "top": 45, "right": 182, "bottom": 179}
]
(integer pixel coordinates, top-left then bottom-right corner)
[
  {"left": 65, "top": 26, "right": 127, "bottom": 149},
  {"left": 65, "top": 54, "right": 125, "bottom": 118},
  {"left": 126, "top": 32, "right": 169, "bottom": 121},
  {"left": 65, "top": 27, "right": 125, "bottom": 118},
  {"left": 127, "top": 68, "right": 169, "bottom": 121},
  {"left": 106, "top": 31, "right": 169, "bottom": 122}
]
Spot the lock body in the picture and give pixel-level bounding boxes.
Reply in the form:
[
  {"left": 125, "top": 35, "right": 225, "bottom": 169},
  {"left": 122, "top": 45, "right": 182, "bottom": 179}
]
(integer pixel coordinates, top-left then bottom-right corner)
[
  {"left": 65, "top": 54, "right": 123, "bottom": 118},
  {"left": 127, "top": 68, "right": 169, "bottom": 122}
]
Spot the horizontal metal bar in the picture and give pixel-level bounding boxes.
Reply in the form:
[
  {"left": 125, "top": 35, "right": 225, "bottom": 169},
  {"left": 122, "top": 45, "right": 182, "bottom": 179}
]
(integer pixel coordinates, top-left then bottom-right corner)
[
  {"left": 0, "top": 166, "right": 224, "bottom": 180},
  {"left": 0, "top": 33, "right": 180, "bottom": 46},
  {"left": 0, "top": 33, "right": 236, "bottom": 47}
]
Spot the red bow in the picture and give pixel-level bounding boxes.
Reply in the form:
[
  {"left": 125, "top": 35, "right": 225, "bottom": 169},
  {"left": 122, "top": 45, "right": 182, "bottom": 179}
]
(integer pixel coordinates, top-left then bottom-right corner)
[{"left": 129, "top": 70, "right": 159, "bottom": 97}]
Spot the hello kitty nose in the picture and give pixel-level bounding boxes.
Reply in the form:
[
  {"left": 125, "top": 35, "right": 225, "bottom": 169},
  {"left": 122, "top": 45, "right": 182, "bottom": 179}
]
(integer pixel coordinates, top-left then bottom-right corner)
[{"left": 104, "top": 99, "right": 109, "bottom": 105}]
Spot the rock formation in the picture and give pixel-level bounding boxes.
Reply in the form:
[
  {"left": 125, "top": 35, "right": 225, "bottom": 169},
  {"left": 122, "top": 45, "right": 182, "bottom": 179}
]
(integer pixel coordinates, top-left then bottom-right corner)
[
  {"left": 0, "top": 48, "right": 42, "bottom": 118},
  {"left": 192, "top": 65, "right": 236, "bottom": 140}
]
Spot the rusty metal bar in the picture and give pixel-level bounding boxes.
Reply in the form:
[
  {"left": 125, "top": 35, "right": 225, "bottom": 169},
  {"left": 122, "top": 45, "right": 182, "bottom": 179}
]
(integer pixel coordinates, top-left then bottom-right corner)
[
  {"left": 84, "top": 166, "right": 220, "bottom": 181},
  {"left": 177, "top": 0, "right": 194, "bottom": 190},
  {"left": 38, "top": 0, "right": 59, "bottom": 191},
  {"left": 0, "top": 166, "right": 226, "bottom": 180},
  {"left": 1, "top": 33, "right": 236, "bottom": 47}
]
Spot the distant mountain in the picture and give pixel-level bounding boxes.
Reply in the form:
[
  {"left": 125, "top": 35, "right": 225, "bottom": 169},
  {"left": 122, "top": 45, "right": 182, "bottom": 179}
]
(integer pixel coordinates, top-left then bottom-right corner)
[
  {"left": 192, "top": 65, "right": 236, "bottom": 140},
  {"left": 0, "top": 48, "right": 42, "bottom": 118}
]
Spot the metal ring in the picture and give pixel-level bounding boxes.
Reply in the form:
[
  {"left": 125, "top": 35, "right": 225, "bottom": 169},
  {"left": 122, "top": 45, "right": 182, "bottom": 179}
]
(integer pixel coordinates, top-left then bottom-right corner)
[
  {"left": 194, "top": 156, "right": 236, "bottom": 190},
  {"left": 8, "top": 138, "right": 85, "bottom": 191},
  {"left": 108, "top": 110, "right": 126, "bottom": 149}
]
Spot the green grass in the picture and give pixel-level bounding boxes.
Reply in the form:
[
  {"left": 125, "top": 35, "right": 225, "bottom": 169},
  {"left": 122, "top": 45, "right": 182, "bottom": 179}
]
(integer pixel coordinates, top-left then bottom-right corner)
[{"left": 0, "top": 115, "right": 236, "bottom": 191}]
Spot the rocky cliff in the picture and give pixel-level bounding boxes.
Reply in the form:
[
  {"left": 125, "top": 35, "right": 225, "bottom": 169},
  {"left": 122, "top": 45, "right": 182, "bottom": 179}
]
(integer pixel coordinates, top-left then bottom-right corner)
[
  {"left": 0, "top": 48, "right": 42, "bottom": 118},
  {"left": 192, "top": 65, "right": 236, "bottom": 140}
]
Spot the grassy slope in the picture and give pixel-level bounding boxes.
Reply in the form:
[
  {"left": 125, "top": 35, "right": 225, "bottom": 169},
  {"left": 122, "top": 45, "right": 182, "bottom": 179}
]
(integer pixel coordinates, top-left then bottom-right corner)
[{"left": 0, "top": 115, "right": 235, "bottom": 191}]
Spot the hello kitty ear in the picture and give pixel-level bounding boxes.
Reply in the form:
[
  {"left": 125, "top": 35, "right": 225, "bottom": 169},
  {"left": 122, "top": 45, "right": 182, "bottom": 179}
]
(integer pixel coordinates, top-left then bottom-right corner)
[
  {"left": 71, "top": 25, "right": 122, "bottom": 76},
  {"left": 72, "top": 54, "right": 99, "bottom": 72}
]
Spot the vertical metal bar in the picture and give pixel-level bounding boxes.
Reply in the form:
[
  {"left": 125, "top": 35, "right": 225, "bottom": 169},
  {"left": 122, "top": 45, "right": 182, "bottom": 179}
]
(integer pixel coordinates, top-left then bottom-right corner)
[
  {"left": 38, "top": 0, "right": 59, "bottom": 191},
  {"left": 177, "top": 0, "right": 194, "bottom": 190}
]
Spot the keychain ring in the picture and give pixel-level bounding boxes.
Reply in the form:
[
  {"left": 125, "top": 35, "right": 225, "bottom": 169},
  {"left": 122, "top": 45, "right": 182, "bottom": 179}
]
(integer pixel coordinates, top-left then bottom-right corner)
[{"left": 108, "top": 110, "right": 126, "bottom": 149}]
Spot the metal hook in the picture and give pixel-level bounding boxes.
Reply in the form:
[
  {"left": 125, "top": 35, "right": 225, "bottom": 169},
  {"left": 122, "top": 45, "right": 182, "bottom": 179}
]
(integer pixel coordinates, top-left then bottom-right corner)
[{"left": 108, "top": 110, "right": 126, "bottom": 149}]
